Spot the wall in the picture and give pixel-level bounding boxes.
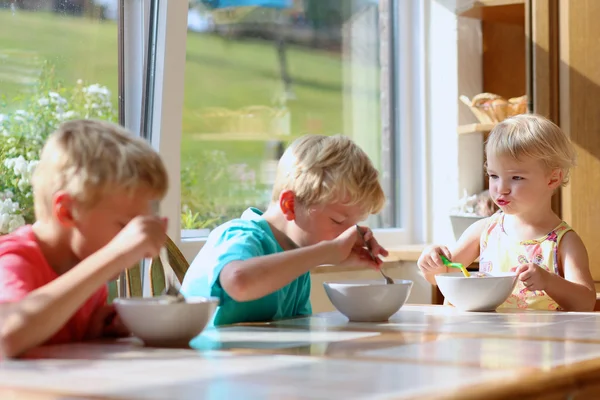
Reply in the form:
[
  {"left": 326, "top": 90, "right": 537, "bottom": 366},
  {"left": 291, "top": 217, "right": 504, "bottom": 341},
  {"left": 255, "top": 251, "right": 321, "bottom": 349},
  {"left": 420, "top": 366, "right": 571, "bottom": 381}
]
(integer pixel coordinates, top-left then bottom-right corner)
[{"left": 427, "top": 0, "right": 484, "bottom": 245}]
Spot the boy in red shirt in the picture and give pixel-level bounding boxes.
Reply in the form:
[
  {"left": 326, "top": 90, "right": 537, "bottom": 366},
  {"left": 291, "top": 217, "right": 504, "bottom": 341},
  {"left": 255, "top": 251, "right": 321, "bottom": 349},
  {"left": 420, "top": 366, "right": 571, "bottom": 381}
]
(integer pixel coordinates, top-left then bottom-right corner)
[{"left": 0, "top": 119, "right": 168, "bottom": 358}]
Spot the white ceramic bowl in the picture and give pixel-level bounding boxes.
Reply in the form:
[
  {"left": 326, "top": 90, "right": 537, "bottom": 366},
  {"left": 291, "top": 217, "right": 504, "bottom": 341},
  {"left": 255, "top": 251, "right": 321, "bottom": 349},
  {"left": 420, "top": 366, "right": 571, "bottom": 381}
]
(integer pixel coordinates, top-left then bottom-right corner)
[
  {"left": 323, "top": 279, "right": 413, "bottom": 322},
  {"left": 113, "top": 296, "right": 219, "bottom": 346},
  {"left": 435, "top": 272, "right": 518, "bottom": 311}
]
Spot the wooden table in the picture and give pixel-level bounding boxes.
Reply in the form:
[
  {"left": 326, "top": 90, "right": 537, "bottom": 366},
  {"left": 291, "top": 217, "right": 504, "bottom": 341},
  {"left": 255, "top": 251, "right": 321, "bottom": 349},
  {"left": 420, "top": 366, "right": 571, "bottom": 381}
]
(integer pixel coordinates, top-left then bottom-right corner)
[{"left": 3, "top": 305, "right": 600, "bottom": 399}]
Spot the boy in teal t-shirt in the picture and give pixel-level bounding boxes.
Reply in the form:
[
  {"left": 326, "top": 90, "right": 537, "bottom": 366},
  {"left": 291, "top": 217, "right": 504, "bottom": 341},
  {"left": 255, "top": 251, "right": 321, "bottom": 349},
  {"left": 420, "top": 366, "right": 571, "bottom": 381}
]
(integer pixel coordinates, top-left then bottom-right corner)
[
  {"left": 181, "top": 135, "right": 388, "bottom": 326},
  {"left": 182, "top": 207, "right": 311, "bottom": 326}
]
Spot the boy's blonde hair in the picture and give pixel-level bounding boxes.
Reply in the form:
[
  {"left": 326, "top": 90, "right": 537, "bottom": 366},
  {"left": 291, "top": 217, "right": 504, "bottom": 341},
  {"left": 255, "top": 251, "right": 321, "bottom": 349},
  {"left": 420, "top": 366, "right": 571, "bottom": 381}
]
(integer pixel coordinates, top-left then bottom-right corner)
[
  {"left": 271, "top": 134, "right": 385, "bottom": 215},
  {"left": 485, "top": 114, "right": 577, "bottom": 186},
  {"left": 32, "top": 119, "right": 168, "bottom": 219}
]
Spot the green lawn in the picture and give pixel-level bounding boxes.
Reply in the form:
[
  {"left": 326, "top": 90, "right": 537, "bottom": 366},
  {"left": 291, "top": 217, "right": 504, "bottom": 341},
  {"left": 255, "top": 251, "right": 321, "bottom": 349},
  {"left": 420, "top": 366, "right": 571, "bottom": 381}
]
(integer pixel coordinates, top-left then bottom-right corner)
[{"left": 0, "top": 10, "right": 379, "bottom": 228}]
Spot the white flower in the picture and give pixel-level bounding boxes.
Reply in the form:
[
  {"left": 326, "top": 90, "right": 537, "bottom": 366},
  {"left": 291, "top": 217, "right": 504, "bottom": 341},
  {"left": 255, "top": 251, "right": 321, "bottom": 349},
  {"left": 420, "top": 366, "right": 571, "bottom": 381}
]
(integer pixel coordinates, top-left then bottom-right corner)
[
  {"left": 0, "top": 190, "right": 14, "bottom": 200},
  {"left": 55, "top": 110, "right": 76, "bottom": 121},
  {"left": 0, "top": 213, "right": 10, "bottom": 233},
  {"left": 8, "top": 215, "right": 25, "bottom": 232},
  {"left": 13, "top": 109, "right": 28, "bottom": 122},
  {"left": 38, "top": 98, "right": 49, "bottom": 106},
  {"left": 17, "top": 178, "right": 29, "bottom": 192},
  {"left": 84, "top": 84, "right": 110, "bottom": 96},
  {"left": 27, "top": 160, "right": 39, "bottom": 175},
  {"left": 5, "top": 156, "right": 28, "bottom": 177},
  {"left": 48, "top": 92, "right": 67, "bottom": 105},
  {"left": 0, "top": 209, "right": 25, "bottom": 234},
  {"left": 0, "top": 198, "right": 19, "bottom": 215},
  {"left": 4, "top": 157, "right": 37, "bottom": 186}
]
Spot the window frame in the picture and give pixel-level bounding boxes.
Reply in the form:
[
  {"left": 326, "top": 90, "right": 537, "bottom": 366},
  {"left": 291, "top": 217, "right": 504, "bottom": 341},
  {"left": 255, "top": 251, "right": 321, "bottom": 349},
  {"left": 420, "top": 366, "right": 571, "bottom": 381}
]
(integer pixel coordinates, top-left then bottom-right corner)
[
  {"left": 119, "top": 0, "right": 187, "bottom": 295},
  {"left": 143, "top": 0, "right": 428, "bottom": 263}
]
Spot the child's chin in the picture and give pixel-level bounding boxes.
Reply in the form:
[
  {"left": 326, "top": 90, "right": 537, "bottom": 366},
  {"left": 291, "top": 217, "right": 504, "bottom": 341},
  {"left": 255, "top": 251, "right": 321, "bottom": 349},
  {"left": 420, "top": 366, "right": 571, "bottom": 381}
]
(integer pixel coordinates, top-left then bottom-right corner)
[{"left": 500, "top": 206, "right": 517, "bottom": 214}]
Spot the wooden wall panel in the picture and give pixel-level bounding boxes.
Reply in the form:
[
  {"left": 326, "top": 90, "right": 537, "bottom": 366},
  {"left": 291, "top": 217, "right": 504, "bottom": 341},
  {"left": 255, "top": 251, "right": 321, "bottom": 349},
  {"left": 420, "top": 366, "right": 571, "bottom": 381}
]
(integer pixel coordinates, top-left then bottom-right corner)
[
  {"left": 481, "top": 6, "right": 526, "bottom": 191},
  {"left": 558, "top": 0, "right": 600, "bottom": 280},
  {"left": 530, "top": 0, "right": 561, "bottom": 214},
  {"left": 482, "top": 21, "right": 526, "bottom": 99}
]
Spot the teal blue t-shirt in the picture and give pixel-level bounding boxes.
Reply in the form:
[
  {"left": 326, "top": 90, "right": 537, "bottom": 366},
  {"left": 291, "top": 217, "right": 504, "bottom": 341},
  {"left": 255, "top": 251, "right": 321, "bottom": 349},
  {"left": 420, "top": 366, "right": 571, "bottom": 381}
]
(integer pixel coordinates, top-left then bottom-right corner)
[{"left": 180, "top": 207, "right": 312, "bottom": 326}]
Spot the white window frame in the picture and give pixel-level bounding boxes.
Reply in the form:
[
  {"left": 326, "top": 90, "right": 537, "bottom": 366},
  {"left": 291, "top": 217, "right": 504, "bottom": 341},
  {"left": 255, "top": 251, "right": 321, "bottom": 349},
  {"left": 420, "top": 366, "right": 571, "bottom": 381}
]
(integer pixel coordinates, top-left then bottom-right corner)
[
  {"left": 143, "top": 0, "right": 428, "bottom": 263},
  {"left": 378, "top": 0, "right": 428, "bottom": 249},
  {"left": 119, "top": 0, "right": 187, "bottom": 294},
  {"left": 119, "top": 0, "right": 151, "bottom": 296}
]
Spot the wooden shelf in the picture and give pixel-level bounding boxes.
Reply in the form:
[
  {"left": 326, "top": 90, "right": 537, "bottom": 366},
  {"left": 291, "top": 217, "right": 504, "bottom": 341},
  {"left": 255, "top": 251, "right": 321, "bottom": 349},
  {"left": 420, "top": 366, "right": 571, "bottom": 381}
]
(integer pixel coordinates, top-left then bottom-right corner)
[
  {"left": 457, "top": 123, "right": 496, "bottom": 135},
  {"left": 457, "top": 0, "right": 525, "bottom": 25}
]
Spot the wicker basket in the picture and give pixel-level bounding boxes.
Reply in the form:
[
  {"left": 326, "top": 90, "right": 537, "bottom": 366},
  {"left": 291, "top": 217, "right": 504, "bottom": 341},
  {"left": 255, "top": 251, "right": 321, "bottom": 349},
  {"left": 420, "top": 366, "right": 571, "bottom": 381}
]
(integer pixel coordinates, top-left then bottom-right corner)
[{"left": 460, "top": 94, "right": 527, "bottom": 124}]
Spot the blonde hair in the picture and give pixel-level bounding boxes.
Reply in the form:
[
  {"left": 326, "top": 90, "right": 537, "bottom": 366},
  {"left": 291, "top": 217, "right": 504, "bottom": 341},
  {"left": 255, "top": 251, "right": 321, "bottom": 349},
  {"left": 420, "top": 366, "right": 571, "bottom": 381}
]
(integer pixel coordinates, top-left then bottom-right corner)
[
  {"left": 32, "top": 119, "right": 168, "bottom": 219},
  {"left": 271, "top": 135, "right": 385, "bottom": 215},
  {"left": 485, "top": 114, "right": 576, "bottom": 186}
]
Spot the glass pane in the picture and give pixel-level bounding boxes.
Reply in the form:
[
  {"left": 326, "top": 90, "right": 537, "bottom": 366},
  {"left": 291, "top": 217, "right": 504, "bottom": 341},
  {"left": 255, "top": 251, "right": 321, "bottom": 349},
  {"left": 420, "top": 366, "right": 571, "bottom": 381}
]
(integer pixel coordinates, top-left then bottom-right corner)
[
  {"left": 181, "top": 0, "right": 386, "bottom": 236},
  {"left": 0, "top": 1, "right": 118, "bottom": 234}
]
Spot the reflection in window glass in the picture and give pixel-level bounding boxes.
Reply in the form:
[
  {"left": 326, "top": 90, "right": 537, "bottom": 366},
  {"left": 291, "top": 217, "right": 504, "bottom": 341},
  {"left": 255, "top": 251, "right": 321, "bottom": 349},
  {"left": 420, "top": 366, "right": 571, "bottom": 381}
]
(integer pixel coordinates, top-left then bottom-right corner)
[
  {"left": 0, "top": 1, "right": 118, "bottom": 234},
  {"left": 182, "top": 0, "right": 383, "bottom": 235}
]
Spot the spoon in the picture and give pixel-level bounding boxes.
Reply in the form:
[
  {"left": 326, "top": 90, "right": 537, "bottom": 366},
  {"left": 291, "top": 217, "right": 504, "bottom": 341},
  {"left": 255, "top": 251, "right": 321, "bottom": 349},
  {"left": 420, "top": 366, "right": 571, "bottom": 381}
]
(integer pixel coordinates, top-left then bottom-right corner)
[
  {"left": 440, "top": 255, "right": 471, "bottom": 277},
  {"left": 159, "top": 246, "right": 186, "bottom": 303},
  {"left": 150, "top": 200, "right": 185, "bottom": 303},
  {"left": 355, "top": 225, "right": 394, "bottom": 284}
]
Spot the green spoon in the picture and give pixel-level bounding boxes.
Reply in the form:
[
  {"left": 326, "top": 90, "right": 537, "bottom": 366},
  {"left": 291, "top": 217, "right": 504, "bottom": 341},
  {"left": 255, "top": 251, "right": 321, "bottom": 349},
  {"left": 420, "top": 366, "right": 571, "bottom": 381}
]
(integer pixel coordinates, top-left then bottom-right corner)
[{"left": 440, "top": 255, "right": 470, "bottom": 277}]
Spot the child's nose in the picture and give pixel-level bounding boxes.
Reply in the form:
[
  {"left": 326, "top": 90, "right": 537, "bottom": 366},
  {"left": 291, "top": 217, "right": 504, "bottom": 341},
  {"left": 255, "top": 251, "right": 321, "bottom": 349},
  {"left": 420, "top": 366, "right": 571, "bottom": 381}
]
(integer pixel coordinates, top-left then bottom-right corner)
[{"left": 498, "top": 182, "right": 511, "bottom": 194}]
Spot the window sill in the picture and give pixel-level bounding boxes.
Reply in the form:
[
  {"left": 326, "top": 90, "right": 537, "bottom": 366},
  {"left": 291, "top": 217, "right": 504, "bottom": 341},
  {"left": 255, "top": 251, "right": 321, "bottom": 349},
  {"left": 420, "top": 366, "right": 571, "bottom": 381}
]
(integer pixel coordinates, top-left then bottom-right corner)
[
  {"left": 181, "top": 238, "right": 478, "bottom": 264},
  {"left": 310, "top": 244, "right": 427, "bottom": 274},
  {"left": 384, "top": 244, "right": 427, "bottom": 262}
]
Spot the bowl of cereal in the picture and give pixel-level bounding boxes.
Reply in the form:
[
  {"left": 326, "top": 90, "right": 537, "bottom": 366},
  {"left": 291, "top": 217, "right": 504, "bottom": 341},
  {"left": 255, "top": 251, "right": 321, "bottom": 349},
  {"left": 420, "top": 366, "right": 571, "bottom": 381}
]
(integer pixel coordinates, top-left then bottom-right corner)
[
  {"left": 323, "top": 279, "right": 413, "bottom": 322},
  {"left": 114, "top": 296, "right": 219, "bottom": 347},
  {"left": 435, "top": 272, "right": 518, "bottom": 312}
]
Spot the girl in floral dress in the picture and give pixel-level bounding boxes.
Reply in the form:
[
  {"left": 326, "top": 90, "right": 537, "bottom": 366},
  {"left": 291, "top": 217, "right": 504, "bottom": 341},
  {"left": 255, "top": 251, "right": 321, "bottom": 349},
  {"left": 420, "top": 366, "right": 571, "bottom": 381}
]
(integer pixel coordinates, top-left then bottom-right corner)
[{"left": 417, "top": 114, "right": 595, "bottom": 311}]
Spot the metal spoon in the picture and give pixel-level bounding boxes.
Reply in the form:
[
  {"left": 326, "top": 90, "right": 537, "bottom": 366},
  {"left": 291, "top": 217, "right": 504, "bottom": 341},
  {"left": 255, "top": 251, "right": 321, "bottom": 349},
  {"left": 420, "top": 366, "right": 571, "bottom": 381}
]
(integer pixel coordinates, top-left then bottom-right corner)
[{"left": 355, "top": 225, "right": 394, "bottom": 284}]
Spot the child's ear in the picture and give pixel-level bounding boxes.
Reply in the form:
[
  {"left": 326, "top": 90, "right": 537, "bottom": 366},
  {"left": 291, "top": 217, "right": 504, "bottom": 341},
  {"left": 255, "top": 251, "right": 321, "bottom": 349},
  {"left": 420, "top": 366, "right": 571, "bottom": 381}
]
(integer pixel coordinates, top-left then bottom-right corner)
[
  {"left": 53, "top": 191, "right": 77, "bottom": 227},
  {"left": 279, "top": 190, "right": 296, "bottom": 221},
  {"left": 548, "top": 169, "right": 563, "bottom": 189}
]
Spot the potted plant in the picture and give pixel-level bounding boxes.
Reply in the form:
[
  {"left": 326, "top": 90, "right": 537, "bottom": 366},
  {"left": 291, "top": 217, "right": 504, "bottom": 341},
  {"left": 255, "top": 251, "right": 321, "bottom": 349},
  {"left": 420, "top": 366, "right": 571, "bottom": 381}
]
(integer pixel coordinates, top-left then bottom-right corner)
[{"left": 449, "top": 189, "right": 497, "bottom": 240}]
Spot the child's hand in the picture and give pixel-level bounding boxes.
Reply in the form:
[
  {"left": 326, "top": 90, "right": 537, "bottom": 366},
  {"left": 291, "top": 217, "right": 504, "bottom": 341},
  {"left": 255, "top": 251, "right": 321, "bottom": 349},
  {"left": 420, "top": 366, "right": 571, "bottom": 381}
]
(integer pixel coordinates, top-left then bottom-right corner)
[
  {"left": 515, "top": 263, "right": 549, "bottom": 291},
  {"left": 417, "top": 245, "right": 452, "bottom": 274},
  {"left": 330, "top": 225, "right": 388, "bottom": 269},
  {"left": 85, "top": 304, "right": 130, "bottom": 340},
  {"left": 109, "top": 215, "right": 167, "bottom": 262}
]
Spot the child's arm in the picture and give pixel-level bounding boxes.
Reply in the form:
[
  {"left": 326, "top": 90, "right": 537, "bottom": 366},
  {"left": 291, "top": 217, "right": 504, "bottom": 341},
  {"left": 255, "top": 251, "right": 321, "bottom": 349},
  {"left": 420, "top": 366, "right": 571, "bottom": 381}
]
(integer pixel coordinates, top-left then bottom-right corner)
[
  {"left": 522, "top": 231, "right": 595, "bottom": 312},
  {"left": 220, "top": 225, "right": 386, "bottom": 302},
  {"left": 418, "top": 217, "right": 488, "bottom": 285},
  {"left": 0, "top": 216, "right": 165, "bottom": 358},
  {"left": 0, "top": 247, "right": 132, "bottom": 358}
]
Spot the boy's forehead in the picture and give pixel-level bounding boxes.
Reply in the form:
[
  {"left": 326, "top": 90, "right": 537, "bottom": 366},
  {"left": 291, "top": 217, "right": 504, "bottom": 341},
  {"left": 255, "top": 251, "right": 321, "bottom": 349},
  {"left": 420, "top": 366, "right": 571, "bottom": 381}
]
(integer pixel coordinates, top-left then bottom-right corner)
[
  {"left": 319, "top": 202, "right": 367, "bottom": 217},
  {"left": 95, "top": 188, "right": 158, "bottom": 214}
]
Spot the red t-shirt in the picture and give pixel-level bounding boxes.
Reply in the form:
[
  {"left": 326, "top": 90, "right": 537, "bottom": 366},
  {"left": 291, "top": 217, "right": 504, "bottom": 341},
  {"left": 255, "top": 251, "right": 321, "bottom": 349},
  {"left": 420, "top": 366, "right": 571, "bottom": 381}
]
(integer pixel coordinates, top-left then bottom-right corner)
[{"left": 0, "top": 225, "right": 107, "bottom": 344}]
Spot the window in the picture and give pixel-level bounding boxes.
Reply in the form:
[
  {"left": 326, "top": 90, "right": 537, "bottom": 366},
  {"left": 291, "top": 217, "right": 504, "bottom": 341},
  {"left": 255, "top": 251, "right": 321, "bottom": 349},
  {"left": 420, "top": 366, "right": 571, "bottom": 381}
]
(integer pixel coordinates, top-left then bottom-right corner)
[
  {"left": 141, "top": 0, "right": 427, "bottom": 262},
  {"left": 164, "top": 0, "right": 425, "bottom": 257},
  {"left": 0, "top": 1, "right": 118, "bottom": 232},
  {"left": 179, "top": 0, "right": 387, "bottom": 236}
]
